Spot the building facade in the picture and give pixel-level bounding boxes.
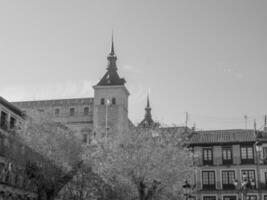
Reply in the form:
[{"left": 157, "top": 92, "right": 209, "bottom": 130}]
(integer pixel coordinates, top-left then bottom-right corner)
[
  {"left": 189, "top": 129, "right": 267, "bottom": 200},
  {"left": 0, "top": 97, "right": 38, "bottom": 200},
  {"left": 13, "top": 38, "right": 129, "bottom": 143}
]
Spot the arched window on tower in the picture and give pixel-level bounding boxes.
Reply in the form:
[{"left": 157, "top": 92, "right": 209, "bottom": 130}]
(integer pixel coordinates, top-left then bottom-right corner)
[
  {"left": 84, "top": 107, "right": 89, "bottom": 116},
  {"left": 112, "top": 98, "right": 116, "bottom": 105},
  {"left": 70, "top": 108, "right": 75, "bottom": 116},
  {"left": 100, "top": 98, "right": 105, "bottom": 105},
  {"left": 55, "top": 108, "right": 60, "bottom": 116}
]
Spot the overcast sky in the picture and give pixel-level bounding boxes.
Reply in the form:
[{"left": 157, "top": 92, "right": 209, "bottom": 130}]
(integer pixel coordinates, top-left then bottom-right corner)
[{"left": 0, "top": 0, "right": 267, "bottom": 130}]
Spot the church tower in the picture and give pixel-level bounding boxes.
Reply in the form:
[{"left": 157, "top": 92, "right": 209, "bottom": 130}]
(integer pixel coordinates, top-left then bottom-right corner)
[{"left": 93, "top": 37, "right": 129, "bottom": 138}]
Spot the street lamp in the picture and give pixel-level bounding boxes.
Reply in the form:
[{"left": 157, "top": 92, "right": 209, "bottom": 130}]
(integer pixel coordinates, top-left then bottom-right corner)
[
  {"left": 105, "top": 99, "right": 111, "bottom": 140},
  {"left": 182, "top": 180, "right": 192, "bottom": 200}
]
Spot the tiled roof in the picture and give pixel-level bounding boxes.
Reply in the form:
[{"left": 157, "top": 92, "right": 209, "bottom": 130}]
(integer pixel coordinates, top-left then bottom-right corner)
[
  {"left": 12, "top": 97, "right": 94, "bottom": 107},
  {"left": 189, "top": 129, "right": 256, "bottom": 145}
]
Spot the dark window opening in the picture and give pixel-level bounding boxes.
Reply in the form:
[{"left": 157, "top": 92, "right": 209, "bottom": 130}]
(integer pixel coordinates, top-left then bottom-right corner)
[
  {"left": 84, "top": 107, "right": 89, "bottom": 115},
  {"left": 82, "top": 134, "right": 88, "bottom": 143},
  {"left": 263, "top": 147, "right": 267, "bottom": 164},
  {"left": 203, "top": 148, "right": 213, "bottom": 165},
  {"left": 70, "top": 108, "right": 75, "bottom": 116},
  {"left": 101, "top": 98, "right": 105, "bottom": 105},
  {"left": 241, "top": 170, "right": 256, "bottom": 189},
  {"left": 246, "top": 196, "right": 257, "bottom": 200},
  {"left": 203, "top": 197, "right": 216, "bottom": 200},
  {"left": 9, "top": 117, "right": 16, "bottom": 130},
  {"left": 55, "top": 109, "right": 60, "bottom": 116},
  {"left": 222, "top": 146, "right": 233, "bottom": 165},
  {"left": 0, "top": 111, "right": 7, "bottom": 130},
  {"left": 112, "top": 98, "right": 116, "bottom": 105},
  {"left": 240, "top": 146, "right": 254, "bottom": 164},
  {"left": 223, "top": 196, "right": 236, "bottom": 200},
  {"left": 222, "top": 170, "right": 235, "bottom": 190},
  {"left": 202, "top": 171, "right": 216, "bottom": 190}
]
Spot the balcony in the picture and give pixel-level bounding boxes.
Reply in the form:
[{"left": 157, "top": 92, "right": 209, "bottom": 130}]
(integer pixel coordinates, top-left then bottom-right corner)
[
  {"left": 222, "top": 184, "right": 235, "bottom": 190},
  {"left": 241, "top": 159, "right": 254, "bottom": 165},
  {"left": 222, "top": 159, "right": 233, "bottom": 165},
  {"left": 202, "top": 184, "right": 216, "bottom": 190},
  {"left": 203, "top": 160, "right": 213, "bottom": 166}
]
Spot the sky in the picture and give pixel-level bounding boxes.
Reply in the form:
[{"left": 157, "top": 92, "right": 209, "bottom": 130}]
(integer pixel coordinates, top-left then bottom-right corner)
[{"left": 0, "top": 0, "right": 267, "bottom": 130}]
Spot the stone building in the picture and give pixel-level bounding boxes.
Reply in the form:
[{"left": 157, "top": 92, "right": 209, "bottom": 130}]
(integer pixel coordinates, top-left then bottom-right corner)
[
  {"left": 189, "top": 129, "right": 267, "bottom": 200},
  {"left": 0, "top": 97, "right": 38, "bottom": 200},
  {"left": 13, "top": 38, "right": 129, "bottom": 143}
]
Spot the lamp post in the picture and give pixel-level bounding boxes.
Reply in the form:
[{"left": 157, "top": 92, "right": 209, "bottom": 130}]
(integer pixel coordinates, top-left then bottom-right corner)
[
  {"left": 182, "top": 180, "right": 192, "bottom": 200},
  {"left": 105, "top": 99, "right": 111, "bottom": 140}
]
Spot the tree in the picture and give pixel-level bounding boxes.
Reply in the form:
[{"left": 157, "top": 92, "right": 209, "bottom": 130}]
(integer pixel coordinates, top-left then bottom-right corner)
[
  {"left": 57, "top": 163, "right": 116, "bottom": 200},
  {"left": 84, "top": 125, "right": 194, "bottom": 200},
  {"left": 15, "top": 111, "right": 83, "bottom": 200}
]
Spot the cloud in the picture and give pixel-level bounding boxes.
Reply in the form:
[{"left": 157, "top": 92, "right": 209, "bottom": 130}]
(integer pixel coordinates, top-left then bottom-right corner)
[
  {"left": 0, "top": 80, "right": 95, "bottom": 101},
  {"left": 218, "top": 62, "right": 244, "bottom": 79},
  {"left": 122, "top": 65, "right": 143, "bottom": 74}
]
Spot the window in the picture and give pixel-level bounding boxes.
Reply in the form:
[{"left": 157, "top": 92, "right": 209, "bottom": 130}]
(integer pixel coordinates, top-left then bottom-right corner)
[
  {"left": 222, "top": 146, "right": 232, "bottom": 165},
  {"left": 0, "top": 111, "right": 7, "bottom": 130},
  {"left": 55, "top": 108, "right": 60, "bottom": 116},
  {"left": 203, "top": 148, "right": 213, "bottom": 165},
  {"left": 82, "top": 134, "right": 88, "bottom": 143},
  {"left": 246, "top": 196, "right": 257, "bottom": 200},
  {"left": 222, "top": 170, "right": 235, "bottom": 190},
  {"left": 101, "top": 98, "right": 105, "bottom": 105},
  {"left": 223, "top": 196, "right": 236, "bottom": 200},
  {"left": 84, "top": 107, "right": 89, "bottom": 116},
  {"left": 112, "top": 98, "right": 116, "bottom": 105},
  {"left": 9, "top": 117, "right": 16, "bottom": 129},
  {"left": 265, "top": 172, "right": 267, "bottom": 189},
  {"left": 203, "top": 196, "right": 216, "bottom": 200},
  {"left": 241, "top": 170, "right": 256, "bottom": 189},
  {"left": 202, "top": 171, "right": 216, "bottom": 190},
  {"left": 240, "top": 146, "right": 254, "bottom": 164},
  {"left": 70, "top": 108, "right": 75, "bottom": 116},
  {"left": 263, "top": 147, "right": 267, "bottom": 164}
]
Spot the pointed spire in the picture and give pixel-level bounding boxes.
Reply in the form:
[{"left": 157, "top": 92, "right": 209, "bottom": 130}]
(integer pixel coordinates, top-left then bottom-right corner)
[
  {"left": 146, "top": 94, "right": 150, "bottom": 108},
  {"left": 110, "top": 33, "right": 115, "bottom": 56},
  {"left": 144, "top": 94, "right": 153, "bottom": 125},
  {"left": 138, "top": 94, "right": 159, "bottom": 128},
  {"left": 97, "top": 35, "right": 125, "bottom": 86}
]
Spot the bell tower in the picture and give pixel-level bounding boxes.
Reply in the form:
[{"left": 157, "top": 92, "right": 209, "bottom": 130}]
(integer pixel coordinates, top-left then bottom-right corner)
[{"left": 93, "top": 37, "right": 129, "bottom": 139}]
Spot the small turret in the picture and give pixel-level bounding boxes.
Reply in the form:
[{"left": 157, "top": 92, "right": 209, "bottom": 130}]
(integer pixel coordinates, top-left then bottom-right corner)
[{"left": 138, "top": 95, "right": 157, "bottom": 128}]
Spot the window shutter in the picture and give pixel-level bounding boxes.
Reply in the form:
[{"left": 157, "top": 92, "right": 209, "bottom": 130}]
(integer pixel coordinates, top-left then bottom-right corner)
[
  {"left": 213, "top": 146, "right": 222, "bottom": 165},
  {"left": 233, "top": 145, "right": 241, "bottom": 164}
]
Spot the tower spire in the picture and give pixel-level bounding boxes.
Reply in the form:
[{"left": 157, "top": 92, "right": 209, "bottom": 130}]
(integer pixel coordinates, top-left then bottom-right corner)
[
  {"left": 110, "top": 33, "right": 115, "bottom": 56},
  {"left": 146, "top": 94, "right": 150, "bottom": 108},
  {"left": 107, "top": 33, "right": 117, "bottom": 71},
  {"left": 96, "top": 35, "right": 125, "bottom": 86},
  {"left": 138, "top": 94, "right": 158, "bottom": 128}
]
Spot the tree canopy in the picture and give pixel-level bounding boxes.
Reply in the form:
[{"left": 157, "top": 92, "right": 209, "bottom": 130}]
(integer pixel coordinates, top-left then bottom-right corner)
[{"left": 83, "top": 126, "right": 194, "bottom": 200}]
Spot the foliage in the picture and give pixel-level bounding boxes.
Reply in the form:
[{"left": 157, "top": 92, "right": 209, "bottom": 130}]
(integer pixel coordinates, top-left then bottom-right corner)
[
  {"left": 83, "top": 126, "right": 194, "bottom": 200},
  {"left": 15, "top": 111, "right": 83, "bottom": 199}
]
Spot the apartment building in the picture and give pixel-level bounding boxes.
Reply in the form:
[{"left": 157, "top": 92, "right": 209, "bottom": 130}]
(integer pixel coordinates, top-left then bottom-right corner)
[{"left": 189, "top": 129, "right": 267, "bottom": 200}]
